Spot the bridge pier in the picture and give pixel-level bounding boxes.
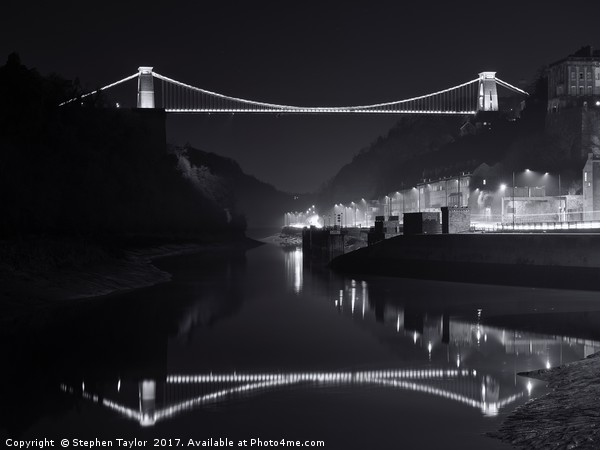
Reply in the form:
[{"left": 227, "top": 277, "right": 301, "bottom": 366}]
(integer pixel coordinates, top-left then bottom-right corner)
[
  {"left": 137, "top": 67, "right": 155, "bottom": 108},
  {"left": 478, "top": 72, "right": 498, "bottom": 112}
]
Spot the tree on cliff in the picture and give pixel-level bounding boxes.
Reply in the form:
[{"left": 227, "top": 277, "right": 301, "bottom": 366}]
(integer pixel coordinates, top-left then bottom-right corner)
[{"left": 0, "top": 54, "right": 244, "bottom": 239}]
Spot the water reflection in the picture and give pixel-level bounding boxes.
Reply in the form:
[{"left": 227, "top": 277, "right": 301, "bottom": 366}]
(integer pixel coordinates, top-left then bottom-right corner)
[
  {"left": 57, "top": 261, "right": 600, "bottom": 427},
  {"left": 329, "top": 274, "right": 600, "bottom": 367},
  {"left": 9, "top": 244, "right": 600, "bottom": 448},
  {"left": 60, "top": 367, "right": 522, "bottom": 427},
  {"left": 284, "top": 247, "right": 303, "bottom": 294}
]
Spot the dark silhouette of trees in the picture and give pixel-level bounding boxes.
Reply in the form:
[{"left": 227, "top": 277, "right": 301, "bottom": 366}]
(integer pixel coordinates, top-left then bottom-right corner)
[{"left": 0, "top": 54, "right": 245, "bottom": 240}]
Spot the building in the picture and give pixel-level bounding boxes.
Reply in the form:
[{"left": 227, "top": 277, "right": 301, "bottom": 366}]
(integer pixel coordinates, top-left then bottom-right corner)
[
  {"left": 416, "top": 174, "right": 471, "bottom": 210},
  {"left": 548, "top": 46, "right": 600, "bottom": 112},
  {"left": 546, "top": 46, "right": 600, "bottom": 161},
  {"left": 583, "top": 153, "right": 600, "bottom": 221}
]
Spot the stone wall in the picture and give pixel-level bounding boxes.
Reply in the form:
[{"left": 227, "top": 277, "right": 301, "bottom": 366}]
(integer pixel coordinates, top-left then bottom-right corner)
[
  {"left": 403, "top": 212, "right": 441, "bottom": 235},
  {"left": 441, "top": 207, "right": 470, "bottom": 234}
]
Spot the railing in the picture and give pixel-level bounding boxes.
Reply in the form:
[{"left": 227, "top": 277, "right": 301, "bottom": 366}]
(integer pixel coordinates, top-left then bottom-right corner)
[{"left": 471, "top": 220, "right": 600, "bottom": 232}]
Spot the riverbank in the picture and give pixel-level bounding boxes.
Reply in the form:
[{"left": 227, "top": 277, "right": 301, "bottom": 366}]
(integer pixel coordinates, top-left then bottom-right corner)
[
  {"left": 259, "top": 227, "right": 303, "bottom": 247},
  {"left": 0, "top": 236, "right": 260, "bottom": 322},
  {"left": 330, "top": 233, "right": 600, "bottom": 290},
  {"left": 491, "top": 352, "right": 600, "bottom": 449}
]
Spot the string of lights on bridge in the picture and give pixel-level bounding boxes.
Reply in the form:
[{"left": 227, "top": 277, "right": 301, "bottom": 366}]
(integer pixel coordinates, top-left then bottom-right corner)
[
  {"left": 60, "top": 367, "right": 522, "bottom": 426},
  {"left": 59, "top": 67, "right": 528, "bottom": 115}
]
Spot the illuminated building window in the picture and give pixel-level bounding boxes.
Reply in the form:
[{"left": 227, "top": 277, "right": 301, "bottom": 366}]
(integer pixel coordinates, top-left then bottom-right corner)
[
  {"left": 585, "top": 172, "right": 588, "bottom": 182},
  {"left": 483, "top": 179, "right": 486, "bottom": 185}
]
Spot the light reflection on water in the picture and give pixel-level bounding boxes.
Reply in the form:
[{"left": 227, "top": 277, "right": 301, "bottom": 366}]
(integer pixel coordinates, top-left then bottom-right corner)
[
  {"left": 61, "top": 367, "right": 520, "bottom": 427},
  {"left": 284, "top": 247, "right": 303, "bottom": 294},
  {"left": 56, "top": 246, "right": 600, "bottom": 433}
]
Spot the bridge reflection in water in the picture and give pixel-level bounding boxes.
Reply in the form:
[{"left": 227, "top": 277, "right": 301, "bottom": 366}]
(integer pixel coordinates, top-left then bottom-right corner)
[
  {"left": 61, "top": 367, "right": 520, "bottom": 427},
  {"left": 59, "top": 248, "right": 600, "bottom": 428}
]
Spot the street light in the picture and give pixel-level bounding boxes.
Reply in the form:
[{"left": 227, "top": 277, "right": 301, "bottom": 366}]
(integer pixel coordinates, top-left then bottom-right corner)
[
  {"left": 413, "top": 187, "right": 420, "bottom": 212},
  {"left": 360, "top": 198, "right": 367, "bottom": 227},
  {"left": 512, "top": 171, "right": 515, "bottom": 230},
  {"left": 543, "top": 171, "right": 564, "bottom": 221},
  {"left": 511, "top": 169, "right": 538, "bottom": 228}
]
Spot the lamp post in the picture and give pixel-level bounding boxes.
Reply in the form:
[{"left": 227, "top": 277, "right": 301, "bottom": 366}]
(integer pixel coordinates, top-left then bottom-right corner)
[
  {"left": 512, "top": 171, "right": 516, "bottom": 230},
  {"left": 545, "top": 171, "right": 564, "bottom": 222},
  {"left": 559, "top": 174, "right": 561, "bottom": 196},
  {"left": 399, "top": 183, "right": 405, "bottom": 216},
  {"left": 557, "top": 172, "right": 564, "bottom": 222},
  {"left": 361, "top": 198, "right": 367, "bottom": 228},
  {"left": 445, "top": 179, "right": 448, "bottom": 207}
]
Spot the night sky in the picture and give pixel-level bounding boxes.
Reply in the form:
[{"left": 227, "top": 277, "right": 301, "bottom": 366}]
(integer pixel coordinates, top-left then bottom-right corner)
[{"left": 2, "top": 1, "right": 600, "bottom": 193}]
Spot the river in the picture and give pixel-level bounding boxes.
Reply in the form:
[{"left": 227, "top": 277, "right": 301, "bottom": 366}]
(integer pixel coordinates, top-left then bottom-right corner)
[{"left": 3, "top": 241, "right": 600, "bottom": 449}]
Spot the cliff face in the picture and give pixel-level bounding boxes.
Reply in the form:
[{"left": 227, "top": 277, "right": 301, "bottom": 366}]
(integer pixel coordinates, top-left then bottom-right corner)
[
  {"left": 0, "top": 55, "right": 242, "bottom": 238},
  {"left": 0, "top": 53, "right": 315, "bottom": 236},
  {"left": 181, "top": 145, "right": 315, "bottom": 229}
]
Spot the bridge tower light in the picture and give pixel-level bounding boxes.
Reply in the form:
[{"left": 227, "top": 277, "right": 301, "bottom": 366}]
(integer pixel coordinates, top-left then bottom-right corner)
[
  {"left": 137, "top": 66, "right": 155, "bottom": 108},
  {"left": 139, "top": 380, "right": 156, "bottom": 426},
  {"left": 478, "top": 72, "right": 498, "bottom": 112}
]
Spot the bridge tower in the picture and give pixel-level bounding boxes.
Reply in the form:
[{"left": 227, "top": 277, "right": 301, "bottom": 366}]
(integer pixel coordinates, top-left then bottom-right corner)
[
  {"left": 478, "top": 72, "right": 498, "bottom": 112},
  {"left": 137, "top": 67, "right": 155, "bottom": 108},
  {"left": 139, "top": 380, "right": 156, "bottom": 426}
]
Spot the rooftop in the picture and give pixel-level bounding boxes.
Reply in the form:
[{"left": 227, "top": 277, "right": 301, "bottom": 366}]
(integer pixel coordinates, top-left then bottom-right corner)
[{"left": 549, "top": 45, "right": 600, "bottom": 67}]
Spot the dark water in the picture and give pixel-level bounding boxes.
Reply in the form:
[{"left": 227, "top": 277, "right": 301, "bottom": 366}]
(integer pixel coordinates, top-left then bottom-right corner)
[{"left": 3, "top": 243, "right": 600, "bottom": 449}]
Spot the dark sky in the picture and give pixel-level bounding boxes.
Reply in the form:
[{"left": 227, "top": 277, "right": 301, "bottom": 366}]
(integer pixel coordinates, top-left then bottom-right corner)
[{"left": 2, "top": 1, "right": 600, "bottom": 193}]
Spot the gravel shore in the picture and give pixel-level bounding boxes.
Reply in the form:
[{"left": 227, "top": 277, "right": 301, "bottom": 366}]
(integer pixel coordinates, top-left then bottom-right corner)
[{"left": 491, "top": 353, "right": 600, "bottom": 449}]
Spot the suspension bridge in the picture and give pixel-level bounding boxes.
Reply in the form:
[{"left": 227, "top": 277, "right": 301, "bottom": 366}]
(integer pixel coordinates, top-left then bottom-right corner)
[{"left": 60, "top": 67, "right": 528, "bottom": 115}]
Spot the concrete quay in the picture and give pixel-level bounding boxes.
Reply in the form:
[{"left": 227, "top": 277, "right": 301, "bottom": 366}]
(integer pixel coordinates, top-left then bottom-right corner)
[{"left": 330, "top": 233, "right": 600, "bottom": 290}]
